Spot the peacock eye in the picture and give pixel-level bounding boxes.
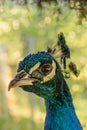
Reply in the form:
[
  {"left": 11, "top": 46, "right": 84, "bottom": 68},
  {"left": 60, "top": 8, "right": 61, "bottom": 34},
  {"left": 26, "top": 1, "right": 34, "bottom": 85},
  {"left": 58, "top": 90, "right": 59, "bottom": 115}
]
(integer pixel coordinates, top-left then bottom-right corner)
[{"left": 40, "top": 63, "right": 53, "bottom": 75}]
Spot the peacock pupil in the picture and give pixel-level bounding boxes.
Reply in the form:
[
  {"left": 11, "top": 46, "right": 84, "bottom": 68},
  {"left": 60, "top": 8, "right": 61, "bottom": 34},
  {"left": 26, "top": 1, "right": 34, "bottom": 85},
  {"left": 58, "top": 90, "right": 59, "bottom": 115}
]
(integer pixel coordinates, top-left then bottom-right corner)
[{"left": 40, "top": 64, "right": 52, "bottom": 75}]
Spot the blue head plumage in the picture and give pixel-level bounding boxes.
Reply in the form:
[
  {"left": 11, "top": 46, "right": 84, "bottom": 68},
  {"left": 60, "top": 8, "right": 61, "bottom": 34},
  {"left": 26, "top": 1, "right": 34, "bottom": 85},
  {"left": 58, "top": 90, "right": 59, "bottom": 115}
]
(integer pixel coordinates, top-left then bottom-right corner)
[{"left": 14, "top": 51, "right": 63, "bottom": 99}]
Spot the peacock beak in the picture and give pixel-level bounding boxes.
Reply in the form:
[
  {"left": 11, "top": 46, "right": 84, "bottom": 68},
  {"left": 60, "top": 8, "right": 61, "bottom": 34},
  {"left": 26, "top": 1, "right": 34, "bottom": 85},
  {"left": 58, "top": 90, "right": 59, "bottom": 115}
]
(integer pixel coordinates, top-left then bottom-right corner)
[{"left": 8, "top": 70, "right": 38, "bottom": 91}]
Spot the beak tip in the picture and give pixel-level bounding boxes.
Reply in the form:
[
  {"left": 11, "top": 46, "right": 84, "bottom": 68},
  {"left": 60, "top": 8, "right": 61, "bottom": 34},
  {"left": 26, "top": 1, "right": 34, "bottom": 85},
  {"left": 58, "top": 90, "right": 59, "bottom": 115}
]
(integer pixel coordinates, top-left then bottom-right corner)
[
  {"left": 8, "top": 83, "right": 12, "bottom": 91},
  {"left": 8, "top": 87, "right": 10, "bottom": 91},
  {"left": 8, "top": 80, "right": 15, "bottom": 91}
]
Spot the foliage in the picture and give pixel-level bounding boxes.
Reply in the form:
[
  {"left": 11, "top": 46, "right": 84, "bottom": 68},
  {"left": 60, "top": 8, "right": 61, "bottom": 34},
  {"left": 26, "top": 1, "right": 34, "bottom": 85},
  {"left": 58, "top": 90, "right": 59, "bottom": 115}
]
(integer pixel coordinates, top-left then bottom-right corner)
[
  {"left": 0, "top": 0, "right": 87, "bottom": 21},
  {"left": 0, "top": 4, "right": 87, "bottom": 130}
]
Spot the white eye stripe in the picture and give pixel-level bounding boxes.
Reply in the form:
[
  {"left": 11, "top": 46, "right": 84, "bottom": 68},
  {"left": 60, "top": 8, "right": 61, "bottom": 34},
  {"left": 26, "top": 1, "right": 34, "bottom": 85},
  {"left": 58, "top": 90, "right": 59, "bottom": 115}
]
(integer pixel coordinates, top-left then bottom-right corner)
[
  {"left": 29, "top": 62, "right": 41, "bottom": 74},
  {"left": 41, "top": 61, "right": 56, "bottom": 83},
  {"left": 29, "top": 60, "right": 56, "bottom": 83}
]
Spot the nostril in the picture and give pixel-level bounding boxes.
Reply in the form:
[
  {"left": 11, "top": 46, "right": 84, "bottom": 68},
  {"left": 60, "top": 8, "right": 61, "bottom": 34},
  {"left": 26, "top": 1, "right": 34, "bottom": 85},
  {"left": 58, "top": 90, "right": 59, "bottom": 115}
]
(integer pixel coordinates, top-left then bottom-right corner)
[
  {"left": 15, "top": 70, "right": 27, "bottom": 79},
  {"left": 28, "top": 74, "right": 32, "bottom": 78}
]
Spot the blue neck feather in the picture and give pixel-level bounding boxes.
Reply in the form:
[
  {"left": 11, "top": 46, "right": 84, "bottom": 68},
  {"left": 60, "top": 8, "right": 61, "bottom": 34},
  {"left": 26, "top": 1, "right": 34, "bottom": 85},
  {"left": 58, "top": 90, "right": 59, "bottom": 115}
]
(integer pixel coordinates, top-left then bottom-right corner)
[{"left": 44, "top": 81, "right": 82, "bottom": 130}]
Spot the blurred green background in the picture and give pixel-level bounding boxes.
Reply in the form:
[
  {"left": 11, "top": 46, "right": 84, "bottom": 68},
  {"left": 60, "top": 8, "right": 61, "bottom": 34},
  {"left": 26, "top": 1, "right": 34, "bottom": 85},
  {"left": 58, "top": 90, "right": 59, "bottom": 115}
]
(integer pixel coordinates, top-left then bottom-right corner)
[{"left": 0, "top": 1, "right": 87, "bottom": 130}]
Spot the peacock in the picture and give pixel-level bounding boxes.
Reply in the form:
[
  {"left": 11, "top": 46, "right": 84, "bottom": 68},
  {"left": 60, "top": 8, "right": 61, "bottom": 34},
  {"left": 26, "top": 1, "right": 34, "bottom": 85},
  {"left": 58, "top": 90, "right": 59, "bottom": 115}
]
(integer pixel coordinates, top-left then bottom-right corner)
[{"left": 8, "top": 33, "right": 82, "bottom": 130}]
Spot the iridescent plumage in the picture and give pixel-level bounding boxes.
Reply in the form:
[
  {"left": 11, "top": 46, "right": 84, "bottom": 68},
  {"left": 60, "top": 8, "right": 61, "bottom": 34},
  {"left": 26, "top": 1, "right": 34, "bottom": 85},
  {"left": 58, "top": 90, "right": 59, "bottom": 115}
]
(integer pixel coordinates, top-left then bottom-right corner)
[{"left": 8, "top": 33, "right": 82, "bottom": 130}]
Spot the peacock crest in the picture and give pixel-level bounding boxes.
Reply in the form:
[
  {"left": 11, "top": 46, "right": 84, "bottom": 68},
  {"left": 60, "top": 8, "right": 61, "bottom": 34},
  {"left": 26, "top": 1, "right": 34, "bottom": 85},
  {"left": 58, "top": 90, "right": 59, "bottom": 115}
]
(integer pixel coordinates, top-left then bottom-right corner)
[{"left": 47, "top": 32, "right": 80, "bottom": 79}]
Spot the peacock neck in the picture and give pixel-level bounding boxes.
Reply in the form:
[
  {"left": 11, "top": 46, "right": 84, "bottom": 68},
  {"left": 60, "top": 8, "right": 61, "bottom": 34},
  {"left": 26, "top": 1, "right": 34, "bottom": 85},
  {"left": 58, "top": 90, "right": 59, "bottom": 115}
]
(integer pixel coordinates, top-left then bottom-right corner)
[{"left": 44, "top": 81, "right": 82, "bottom": 130}]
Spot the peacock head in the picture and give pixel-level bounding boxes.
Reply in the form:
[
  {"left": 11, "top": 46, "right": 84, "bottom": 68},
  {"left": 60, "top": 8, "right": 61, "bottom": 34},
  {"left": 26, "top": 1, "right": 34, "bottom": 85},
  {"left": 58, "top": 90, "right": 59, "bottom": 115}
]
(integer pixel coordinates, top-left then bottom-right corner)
[{"left": 8, "top": 51, "right": 64, "bottom": 99}]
